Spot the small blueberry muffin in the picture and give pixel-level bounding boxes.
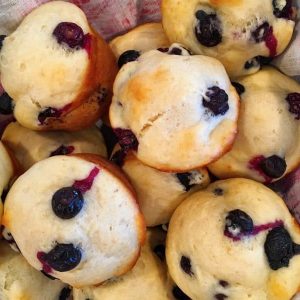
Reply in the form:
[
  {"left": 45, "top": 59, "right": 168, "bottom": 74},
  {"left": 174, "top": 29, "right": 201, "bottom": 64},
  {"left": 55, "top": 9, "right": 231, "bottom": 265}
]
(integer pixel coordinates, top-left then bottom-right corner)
[
  {"left": 166, "top": 178, "right": 300, "bottom": 300},
  {"left": 109, "top": 23, "right": 170, "bottom": 65},
  {"left": 2, "top": 154, "right": 145, "bottom": 287},
  {"left": 0, "top": 240, "right": 68, "bottom": 300},
  {"left": 73, "top": 228, "right": 175, "bottom": 300},
  {"left": 111, "top": 146, "right": 210, "bottom": 226},
  {"left": 209, "top": 67, "right": 300, "bottom": 183},
  {"left": 0, "top": 1, "right": 117, "bottom": 131},
  {"left": 109, "top": 44, "right": 239, "bottom": 171},
  {"left": 162, "top": 0, "right": 296, "bottom": 78},
  {"left": 2, "top": 122, "right": 107, "bottom": 170}
]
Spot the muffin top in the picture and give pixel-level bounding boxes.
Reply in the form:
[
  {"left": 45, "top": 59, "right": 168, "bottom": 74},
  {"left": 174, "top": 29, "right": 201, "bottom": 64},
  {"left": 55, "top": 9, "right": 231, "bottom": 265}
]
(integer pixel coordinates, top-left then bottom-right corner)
[{"left": 109, "top": 45, "right": 239, "bottom": 171}]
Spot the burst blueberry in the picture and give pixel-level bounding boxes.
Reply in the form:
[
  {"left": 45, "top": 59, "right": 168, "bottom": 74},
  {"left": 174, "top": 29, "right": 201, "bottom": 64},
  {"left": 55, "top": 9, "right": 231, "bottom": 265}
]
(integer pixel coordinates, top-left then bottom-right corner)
[
  {"left": 52, "top": 187, "right": 84, "bottom": 219},
  {"left": 176, "top": 173, "right": 194, "bottom": 191},
  {"left": 225, "top": 209, "right": 254, "bottom": 238},
  {"left": 38, "top": 107, "right": 60, "bottom": 125},
  {"left": 53, "top": 22, "right": 84, "bottom": 49},
  {"left": 180, "top": 256, "right": 194, "bottom": 276},
  {"left": 286, "top": 93, "right": 300, "bottom": 120},
  {"left": 260, "top": 155, "right": 287, "bottom": 179},
  {"left": 114, "top": 128, "right": 139, "bottom": 151},
  {"left": 118, "top": 50, "right": 140, "bottom": 68},
  {"left": 252, "top": 22, "right": 271, "bottom": 43},
  {"left": 50, "top": 145, "right": 75, "bottom": 157},
  {"left": 195, "top": 10, "right": 222, "bottom": 47},
  {"left": 273, "top": 0, "right": 293, "bottom": 19},
  {"left": 264, "top": 226, "right": 299, "bottom": 270},
  {"left": 203, "top": 86, "right": 229, "bottom": 116},
  {"left": 40, "top": 243, "right": 81, "bottom": 272}
]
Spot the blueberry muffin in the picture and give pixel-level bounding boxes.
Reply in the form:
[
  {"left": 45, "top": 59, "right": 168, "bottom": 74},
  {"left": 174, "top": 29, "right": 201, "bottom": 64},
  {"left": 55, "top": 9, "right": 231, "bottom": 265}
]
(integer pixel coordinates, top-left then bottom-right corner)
[
  {"left": 162, "top": 0, "right": 296, "bottom": 78},
  {"left": 73, "top": 228, "right": 175, "bottom": 300},
  {"left": 0, "top": 240, "right": 68, "bottom": 300},
  {"left": 109, "top": 45, "right": 239, "bottom": 171},
  {"left": 111, "top": 146, "right": 210, "bottom": 226},
  {"left": 2, "top": 122, "right": 107, "bottom": 170},
  {"left": 0, "top": 141, "right": 14, "bottom": 223},
  {"left": 0, "top": 1, "right": 117, "bottom": 131},
  {"left": 2, "top": 154, "right": 145, "bottom": 287},
  {"left": 166, "top": 178, "right": 300, "bottom": 300},
  {"left": 109, "top": 22, "right": 170, "bottom": 65},
  {"left": 209, "top": 67, "right": 300, "bottom": 183}
]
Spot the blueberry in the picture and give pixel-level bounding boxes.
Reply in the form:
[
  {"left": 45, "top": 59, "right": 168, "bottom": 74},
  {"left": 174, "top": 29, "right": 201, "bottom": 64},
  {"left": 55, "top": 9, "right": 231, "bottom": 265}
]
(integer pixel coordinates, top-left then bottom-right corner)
[
  {"left": 214, "top": 188, "right": 224, "bottom": 196},
  {"left": 169, "top": 47, "right": 182, "bottom": 55},
  {"left": 53, "top": 22, "right": 84, "bottom": 49},
  {"left": 195, "top": 10, "right": 222, "bottom": 47},
  {"left": 118, "top": 50, "right": 140, "bottom": 68},
  {"left": 225, "top": 209, "right": 254, "bottom": 238},
  {"left": 153, "top": 244, "right": 165, "bottom": 261},
  {"left": 110, "top": 149, "right": 126, "bottom": 167},
  {"left": 176, "top": 173, "right": 195, "bottom": 192},
  {"left": 172, "top": 286, "right": 191, "bottom": 300},
  {"left": 59, "top": 287, "right": 72, "bottom": 300},
  {"left": 42, "top": 243, "right": 81, "bottom": 272},
  {"left": 215, "top": 294, "right": 228, "bottom": 300},
  {"left": 264, "top": 226, "right": 296, "bottom": 270},
  {"left": 231, "top": 82, "right": 245, "bottom": 96},
  {"left": 38, "top": 107, "right": 60, "bottom": 125},
  {"left": 273, "top": 0, "right": 293, "bottom": 19},
  {"left": 203, "top": 86, "right": 229, "bottom": 116},
  {"left": 252, "top": 22, "right": 271, "bottom": 43},
  {"left": 0, "top": 92, "right": 13, "bottom": 115},
  {"left": 113, "top": 128, "right": 139, "bottom": 152},
  {"left": 219, "top": 280, "right": 229, "bottom": 288},
  {"left": 157, "top": 47, "right": 169, "bottom": 53},
  {"left": 52, "top": 187, "right": 84, "bottom": 219},
  {"left": 260, "top": 155, "right": 287, "bottom": 179},
  {"left": 286, "top": 93, "right": 300, "bottom": 120},
  {"left": 180, "top": 256, "right": 194, "bottom": 276},
  {"left": 50, "top": 145, "right": 75, "bottom": 157},
  {"left": 0, "top": 35, "right": 6, "bottom": 50}
]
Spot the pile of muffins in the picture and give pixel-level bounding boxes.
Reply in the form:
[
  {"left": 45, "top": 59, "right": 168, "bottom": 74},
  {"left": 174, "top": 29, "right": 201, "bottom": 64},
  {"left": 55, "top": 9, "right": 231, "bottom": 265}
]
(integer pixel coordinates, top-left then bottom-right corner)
[{"left": 0, "top": 1, "right": 300, "bottom": 299}]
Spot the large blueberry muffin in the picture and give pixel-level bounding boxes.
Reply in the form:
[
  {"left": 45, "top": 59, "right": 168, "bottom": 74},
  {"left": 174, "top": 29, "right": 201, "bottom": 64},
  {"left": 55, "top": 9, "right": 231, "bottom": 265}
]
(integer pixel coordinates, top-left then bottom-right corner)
[
  {"left": 73, "top": 228, "right": 174, "bottom": 300},
  {"left": 0, "top": 240, "right": 68, "bottom": 300},
  {"left": 2, "top": 122, "right": 107, "bottom": 170},
  {"left": 111, "top": 146, "right": 210, "bottom": 226},
  {"left": 0, "top": 1, "right": 117, "bottom": 131},
  {"left": 209, "top": 67, "right": 300, "bottom": 183},
  {"left": 2, "top": 154, "right": 145, "bottom": 287},
  {"left": 166, "top": 178, "right": 300, "bottom": 300},
  {"left": 109, "top": 45, "right": 239, "bottom": 171},
  {"left": 109, "top": 22, "right": 170, "bottom": 63},
  {"left": 162, "top": 0, "right": 296, "bottom": 78}
]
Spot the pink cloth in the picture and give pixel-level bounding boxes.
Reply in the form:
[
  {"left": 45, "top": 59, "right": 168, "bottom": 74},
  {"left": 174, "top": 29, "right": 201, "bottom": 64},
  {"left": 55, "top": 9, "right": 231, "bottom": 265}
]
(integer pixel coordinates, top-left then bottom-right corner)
[{"left": 1, "top": 0, "right": 300, "bottom": 223}]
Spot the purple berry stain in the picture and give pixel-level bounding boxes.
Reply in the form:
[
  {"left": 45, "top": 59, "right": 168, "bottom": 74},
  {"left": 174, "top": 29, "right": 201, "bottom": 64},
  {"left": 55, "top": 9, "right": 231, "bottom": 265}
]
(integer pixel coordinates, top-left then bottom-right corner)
[
  {"left": 286, "top": 93, "right": 300, "bottom": 120},
  {"left": 252, "top": 22, "right": 277, "bottom": 57},
  {"left": 50, "top": 145, "right": 75, "bottom": 157},
  {"left": 248, "top": 156, "right": 273, "bottom": 183},
  {"left": 37, "top": 251, "right": 53, "bottom": 274},
  {"left": 73, "top": 167, "right": 99, "bottom": 193}
]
